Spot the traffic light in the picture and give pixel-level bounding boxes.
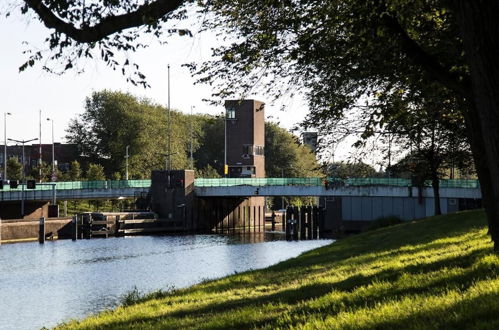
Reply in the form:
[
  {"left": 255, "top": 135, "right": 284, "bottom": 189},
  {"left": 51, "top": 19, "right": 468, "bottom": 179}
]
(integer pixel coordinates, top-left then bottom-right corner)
[
  {"left": 9, "top": 180, "right": 18, "bottom": 189},
  {"left": 27, "top": 179, "right": 36, "bottom": 189}
]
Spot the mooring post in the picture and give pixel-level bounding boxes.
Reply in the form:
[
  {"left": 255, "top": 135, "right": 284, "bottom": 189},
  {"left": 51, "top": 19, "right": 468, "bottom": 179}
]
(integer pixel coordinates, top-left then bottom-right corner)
[
  {"left": 311, "top": 206, "right": 318, "bottom": 239},
  {"left": 292, "top": 206, "right": 300, "bottom": 240},
  {"left": 306, "top": 206, "right": 313, "bottom": 240},
  {"left": 300, "top": 207, "right": 307, "bottom": 239},
  {"left": 115, "top": 215, "right": 120, "bottom": 237},
  {"left": 0, "top": 217, "right": 2, "bottom": 246},
  {"left": 271, "top": 211, "right": 276, "bottom": 231},
  {"left": 71, "top": 215, "right": 78, "bottom": 241},
  {"left": 39, "top": 217, "right": 45, "bottom": 244},
  {"left": 285, "top": 206, "right": 292, "bottom": 240}
]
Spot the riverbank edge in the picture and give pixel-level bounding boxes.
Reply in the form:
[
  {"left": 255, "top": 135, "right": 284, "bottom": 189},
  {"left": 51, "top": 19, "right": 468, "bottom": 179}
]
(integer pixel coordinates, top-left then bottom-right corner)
[{"left": 58, "top": 209, "right": 499, "bottom": 329}]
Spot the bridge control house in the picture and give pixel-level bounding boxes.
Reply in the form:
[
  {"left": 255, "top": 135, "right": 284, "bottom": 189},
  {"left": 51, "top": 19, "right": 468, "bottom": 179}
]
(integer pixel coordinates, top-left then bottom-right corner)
[{"left": 225, "top": 99, "right": 265, "bottom": 178}]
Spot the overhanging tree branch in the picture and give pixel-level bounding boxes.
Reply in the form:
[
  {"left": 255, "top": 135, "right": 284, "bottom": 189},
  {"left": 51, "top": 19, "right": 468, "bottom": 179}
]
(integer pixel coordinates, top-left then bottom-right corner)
[
  {"left": 378, "top": 7, "right": 471, "bottom": 99},
  {"left": 24, "top": 0, "right": 187, "bottom": 43}
]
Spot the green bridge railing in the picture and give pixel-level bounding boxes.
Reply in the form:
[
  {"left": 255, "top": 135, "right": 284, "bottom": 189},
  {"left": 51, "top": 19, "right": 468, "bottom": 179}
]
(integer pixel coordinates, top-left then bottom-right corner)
[
  {"left": 0, "top": 179, "right": 152, "bottom": 191},
  {"left": 0, "top": 178, "right": 480, "bottom": 191},
  {"left": 194, "top": 177, "right": 480, "bottom": 189}
]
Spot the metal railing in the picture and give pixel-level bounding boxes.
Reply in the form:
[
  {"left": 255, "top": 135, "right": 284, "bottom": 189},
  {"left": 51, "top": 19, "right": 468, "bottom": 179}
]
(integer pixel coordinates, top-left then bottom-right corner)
[
  {"left": 0, "top": 177, "right": 480, "bottom": 191},
  {"left": 194, "top": 177, "right": 480, "bottom": 189},
  {"left": 0, "top": 180, "right": 152, "bottom": 191}
]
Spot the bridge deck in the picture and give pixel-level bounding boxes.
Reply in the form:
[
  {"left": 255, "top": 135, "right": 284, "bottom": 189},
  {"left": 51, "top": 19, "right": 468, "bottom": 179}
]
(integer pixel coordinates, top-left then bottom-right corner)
[{"left": 0, "top": 178, "right": 481, "bottom": 202}]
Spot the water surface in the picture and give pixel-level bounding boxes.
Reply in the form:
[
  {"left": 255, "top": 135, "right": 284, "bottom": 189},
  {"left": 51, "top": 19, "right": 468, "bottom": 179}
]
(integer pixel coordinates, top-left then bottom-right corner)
[{"left": 0, "top": 234, "right": 332, "bottom": 330}]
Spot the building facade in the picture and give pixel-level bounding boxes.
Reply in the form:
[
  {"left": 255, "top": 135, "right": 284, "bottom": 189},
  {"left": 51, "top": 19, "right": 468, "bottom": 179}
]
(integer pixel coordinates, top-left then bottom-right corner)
[{"left": 225, "top": 99, "right": 265, "bottom": 178}]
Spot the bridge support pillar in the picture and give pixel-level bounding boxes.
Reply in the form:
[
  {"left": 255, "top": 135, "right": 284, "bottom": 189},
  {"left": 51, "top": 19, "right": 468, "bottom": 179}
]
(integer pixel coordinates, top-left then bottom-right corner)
[{"left": 150, "top": 170, "right": 195, "bottom": 231}]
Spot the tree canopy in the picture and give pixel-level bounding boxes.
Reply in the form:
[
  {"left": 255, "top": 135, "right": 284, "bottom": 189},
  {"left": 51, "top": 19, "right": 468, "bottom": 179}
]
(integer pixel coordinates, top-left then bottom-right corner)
[
  {"left": 9, "top": 1, "right": 499, "bottom": 247},
  {"left": 66, "top": 90, "right": 322, "bottom": 180}
]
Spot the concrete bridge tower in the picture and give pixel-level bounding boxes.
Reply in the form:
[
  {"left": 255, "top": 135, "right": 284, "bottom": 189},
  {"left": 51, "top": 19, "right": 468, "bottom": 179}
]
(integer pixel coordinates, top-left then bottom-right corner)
[{"left": 225, "top": 100, "right": 265, "bottom": 178}]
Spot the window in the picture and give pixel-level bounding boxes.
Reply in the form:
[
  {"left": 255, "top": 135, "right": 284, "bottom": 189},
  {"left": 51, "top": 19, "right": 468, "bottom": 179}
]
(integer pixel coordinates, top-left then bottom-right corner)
[
  {"left": 226, "top": 107, "right": 236, "bottom": 119},
  {"left": 243, "top": 145, "right": 264, "bottom": 156}
]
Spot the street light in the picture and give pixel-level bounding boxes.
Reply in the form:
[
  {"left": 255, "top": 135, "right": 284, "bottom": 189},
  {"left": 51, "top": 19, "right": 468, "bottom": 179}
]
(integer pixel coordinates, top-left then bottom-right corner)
[
  {"left": 46, "top": 118, "right": 55, "bottom": 180},
  {"left": 166, "top": 64, "right": 171, "bottom": 171},
  {"left": 125, "top": 145, "right": 130, "bottom": 180},
  {"left": 190, "top": 105, "right": 195, "bottom": 170},
  {"left": 3, "top": 112, "right": 11, "bottom": 181},
  {"left": 8, "top": 137, "right": 38, "bottom": 218},
  {"left": 8, "top": 137, "right": 38, "bottom": 180}
]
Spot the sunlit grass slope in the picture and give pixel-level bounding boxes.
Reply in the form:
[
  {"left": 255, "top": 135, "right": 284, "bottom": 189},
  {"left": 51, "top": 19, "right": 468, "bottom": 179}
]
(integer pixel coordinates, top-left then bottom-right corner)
[{"left": 59, "top": 210, "right": 499, "bottom": 329}]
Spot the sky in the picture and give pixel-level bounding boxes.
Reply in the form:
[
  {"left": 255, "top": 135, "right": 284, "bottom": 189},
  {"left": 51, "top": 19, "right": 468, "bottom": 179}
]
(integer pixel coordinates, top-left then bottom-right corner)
[{"left": 0, "top": 7, "right": 310, "bottom": 146}]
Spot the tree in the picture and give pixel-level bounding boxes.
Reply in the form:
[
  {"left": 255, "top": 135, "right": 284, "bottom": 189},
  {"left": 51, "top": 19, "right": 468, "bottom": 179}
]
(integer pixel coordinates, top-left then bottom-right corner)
[
  {"left": 191, "top": 1, "right": 499, "bottom": 249},
  {"left": 265, "top": 122, "right": 322, "bottom": 178},
  {"left": 379, "top": 82, "right": 472, "bottom": 215},
  {"left": 86, "top": 163, "right": 106, "bottom": 181},
  {"left": 66, "top": 90, "right": 195, "bottom": 178},
  {"left": 11, "top": 0, "right": 189, "bottom": 87},
  {"left": 68, "top": 160, "right": 82, "bottom": 181},
  {"left": 6, "top": 157, "right": 22, "bottom": 180},
  {"left": 324, "top": 162, "right": 377, "bottom": 179},
  {"left": 10, "top": 1, "right": 499, "bottom": 247},
  {"left": 28, "top": 160, "right": 51, "bottom": 182}
]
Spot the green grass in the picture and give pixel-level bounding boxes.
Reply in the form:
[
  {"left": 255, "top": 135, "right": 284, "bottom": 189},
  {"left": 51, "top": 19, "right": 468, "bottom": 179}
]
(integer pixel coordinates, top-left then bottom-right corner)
[{"left": 58, "top": 209, "right": 499, "bottom": 329}]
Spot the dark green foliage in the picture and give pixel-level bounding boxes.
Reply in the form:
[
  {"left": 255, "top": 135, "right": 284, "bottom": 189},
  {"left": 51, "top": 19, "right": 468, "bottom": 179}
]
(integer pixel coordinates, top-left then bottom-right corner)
[
  {"left": 66, "top": 91, "right": 322, "bottom": 180},
  {"left": 324, "top": 161, "right": 377, "bottom": 179},
  {"left": 6, "top": 157, "right": 22, "bottom": 180}
]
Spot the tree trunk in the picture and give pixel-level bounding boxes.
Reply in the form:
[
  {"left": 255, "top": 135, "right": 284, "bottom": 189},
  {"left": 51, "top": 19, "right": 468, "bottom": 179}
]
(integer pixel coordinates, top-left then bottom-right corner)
[
  {"left": 431, "top": 173, "right": 441, "bottom": 216},
  {"left": 454, "top": 1, "right": 499, "bottom": 250}
]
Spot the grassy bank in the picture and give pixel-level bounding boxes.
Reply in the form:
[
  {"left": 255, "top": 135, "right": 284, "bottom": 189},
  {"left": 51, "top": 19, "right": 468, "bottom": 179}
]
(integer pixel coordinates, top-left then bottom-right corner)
[{"left": 59, "top": 210, "right": 499, "bottom": 329}]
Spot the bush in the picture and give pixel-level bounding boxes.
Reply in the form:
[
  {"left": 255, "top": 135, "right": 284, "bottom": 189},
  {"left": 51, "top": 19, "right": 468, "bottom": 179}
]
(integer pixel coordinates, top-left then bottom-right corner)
[{"left": 367, "top": 215, "right": 403, "bottom": 231}]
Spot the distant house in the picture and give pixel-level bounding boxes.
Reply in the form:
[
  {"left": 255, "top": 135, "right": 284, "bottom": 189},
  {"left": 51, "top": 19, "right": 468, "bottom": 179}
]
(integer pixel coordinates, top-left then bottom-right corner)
[{"left": 0, "top": 143, "right": 78, "bottom": 173}]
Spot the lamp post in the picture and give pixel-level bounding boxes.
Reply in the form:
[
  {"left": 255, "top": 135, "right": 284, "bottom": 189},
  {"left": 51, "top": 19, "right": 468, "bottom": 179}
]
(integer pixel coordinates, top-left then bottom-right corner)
[
  {"left": 3, "top": 112, "right": 11, "bottom": 181},
  {"left": 8, "top": 137, "right": 38, "bottom": 180},
  {"left": 125, "top": 145, "right": 129, "bottom": 180},
  {"left": 190, "top": 105, "right": 194, "bottom": 170},
  {"left": 8, "top": 137, "right": 38, "bottom": 217},
  {"left": 224, "top": 111, "right": 227, "bottom": 177},
  {"left": 166, "top": 64, "right": 171, "bottom": 171},
  {"left": 46, "top": 118, "right": 55, "bottom": 180}
]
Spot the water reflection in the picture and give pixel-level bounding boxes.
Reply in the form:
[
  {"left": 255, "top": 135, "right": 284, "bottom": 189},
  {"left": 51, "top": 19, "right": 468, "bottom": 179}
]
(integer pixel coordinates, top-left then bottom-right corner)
[{"left": 0, "top": 234, "right": 332, "bottom": 330}]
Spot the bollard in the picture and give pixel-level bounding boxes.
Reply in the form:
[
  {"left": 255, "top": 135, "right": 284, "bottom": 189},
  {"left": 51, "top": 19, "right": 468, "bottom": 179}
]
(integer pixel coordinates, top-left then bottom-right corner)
[
  {"left": 39, "top": 217, "right": 46, "bottom": 244},
  {"left": 71, "top": 215, "right": 78, "bottom": 241},
  {"left": 271, "top": 211, "right": 276, "bottom": 231},
  {"left": 312, "top": 207, "right": 319, "bottom": 239},
  {"left": 285, "top": 207, "right": 292, "bottom": 240},
  {"left": 306, "top": 206, "right": 313, "bottom": 240},
  {"left": 300, "top": 207, "right": 307, "bottom": 239},
  {"left": 293, "top": 207, "right": 300, "bottom": 240}
]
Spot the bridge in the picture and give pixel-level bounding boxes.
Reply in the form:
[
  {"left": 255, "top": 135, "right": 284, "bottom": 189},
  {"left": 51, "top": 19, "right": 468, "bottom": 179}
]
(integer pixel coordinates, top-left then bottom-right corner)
[{"left": 0, "top": 177, "right": 481, "bottom": 201}]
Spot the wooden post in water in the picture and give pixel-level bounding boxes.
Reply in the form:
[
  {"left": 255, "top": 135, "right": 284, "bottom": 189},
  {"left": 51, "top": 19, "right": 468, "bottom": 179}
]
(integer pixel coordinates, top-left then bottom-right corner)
[
  {"left": 293, "top": 207, "right": 300, "bottom": 240},
  {"left": 285, "top": 206, "right": 292, "bottom": 240},
  {"left": 281, "top": 209, "right": 288, "bottom": 232},
  {"left": 114, "top": 215, "right": 120, "bottom": 237},
  {"left": 313, "top": 207, "right": 320, "bottom": 239},
  {"left": 258, "top": 206, "right": 262, "bottom": 232},
  {"left": 306, "top": 206, "right": 313, "bottom": 240},
  {"left": 253, "top": 206, "right": 257, "bottom": 233},
  {"left": 0, "top": 217, "right": 2, "bottom": 246},
  {"left": 300, "top": 206, "right": 306, "bottom": 239},
  {"left": 39, "top": 217, "right": 45, "bottom": 244},
  {"left": 71, "top": 215, "right": 78, "bottom": 241}
]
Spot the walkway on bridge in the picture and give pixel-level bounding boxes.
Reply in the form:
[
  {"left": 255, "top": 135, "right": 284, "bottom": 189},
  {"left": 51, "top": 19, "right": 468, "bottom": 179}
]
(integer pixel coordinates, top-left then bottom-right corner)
[{"left": 0, "top": 178, "right": 481, "bottom": 201}]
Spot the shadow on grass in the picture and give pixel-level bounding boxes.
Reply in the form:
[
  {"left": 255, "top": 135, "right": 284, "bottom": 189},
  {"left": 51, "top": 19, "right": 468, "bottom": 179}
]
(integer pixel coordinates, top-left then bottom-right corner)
[{"left": 84, "top": 244, "right": 497, "bottom": 329}]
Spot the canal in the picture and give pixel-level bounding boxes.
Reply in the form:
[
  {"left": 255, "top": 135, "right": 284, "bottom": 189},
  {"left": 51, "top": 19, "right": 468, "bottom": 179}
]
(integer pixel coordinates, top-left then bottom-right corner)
[{"left": 0, "top": 234, "right": 332, "bottom": 330}]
